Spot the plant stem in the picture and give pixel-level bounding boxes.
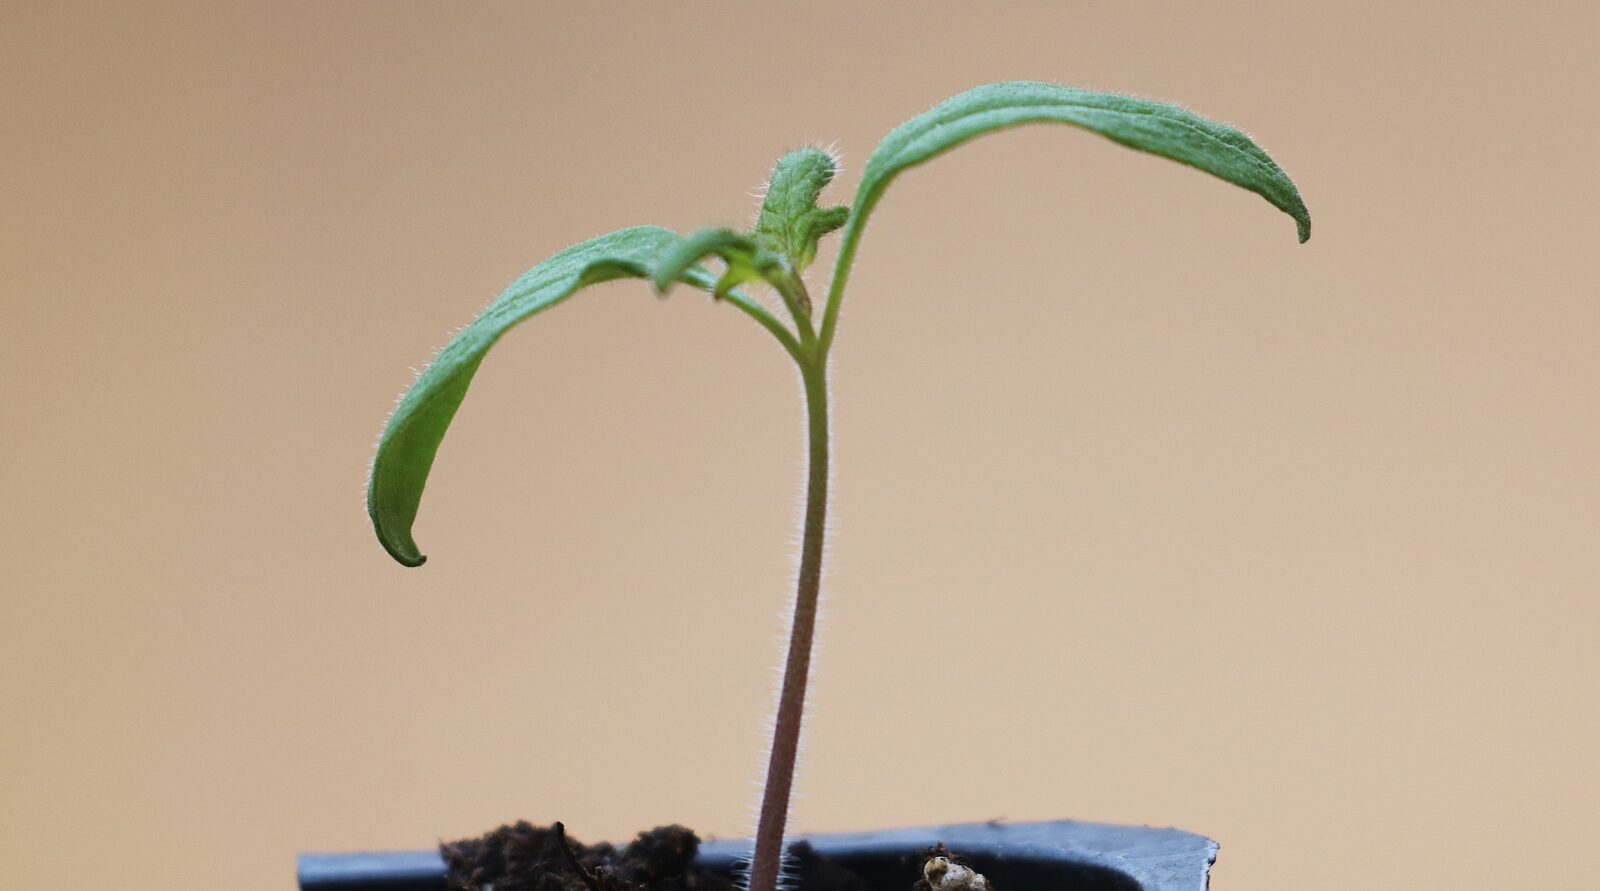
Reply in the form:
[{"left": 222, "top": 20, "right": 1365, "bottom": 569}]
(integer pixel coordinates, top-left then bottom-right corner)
[{"left": 748, "top": 354, "right": 830, "bottom": 891}]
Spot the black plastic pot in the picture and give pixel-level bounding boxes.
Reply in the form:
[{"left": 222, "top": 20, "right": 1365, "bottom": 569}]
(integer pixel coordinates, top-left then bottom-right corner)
[{"left": 298, "top": 820, "right": 1216, "bottom": 891}]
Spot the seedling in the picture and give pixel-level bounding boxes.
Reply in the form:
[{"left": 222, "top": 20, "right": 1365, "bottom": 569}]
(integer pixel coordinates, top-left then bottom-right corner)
[{"left": 367, "top": 81, "right": 1309, "bottom": 891}]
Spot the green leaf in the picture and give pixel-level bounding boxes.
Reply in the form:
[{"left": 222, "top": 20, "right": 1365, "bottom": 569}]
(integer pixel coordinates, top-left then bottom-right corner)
[
  {"left": 853, "top": 82, "right": 1309, "bottom": 246},
  {"left": 652, "top": 227, "right": 780, "bottom": 299},
  {"left": 655, "top": 226, "right": 816, "bottom": 327},
  {"left": 368, "top": 225, "right": 713, "bottom": 567},
  {"left": 819, "top": 81, "right": 1311, "bottom": 348},
  {"left": 753, "top": 147, "right": 849, "bottom": 271}
]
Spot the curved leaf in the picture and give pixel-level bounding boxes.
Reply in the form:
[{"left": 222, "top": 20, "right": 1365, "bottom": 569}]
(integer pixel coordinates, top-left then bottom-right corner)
[
  {"left": 652, "top": 225, "right": 820, "bottom": 332},
  {"left": 868, "top": 81, "right": 1308, "bottom": 241},
  {"left": 368, "top": 225, "right": 709, "bottom": 567},
  {"left": 821, "top": 81, "right": 1310, "bottom": 345},
  {"left": 652, "top": 227, "right": 777, "bottom": 297}
]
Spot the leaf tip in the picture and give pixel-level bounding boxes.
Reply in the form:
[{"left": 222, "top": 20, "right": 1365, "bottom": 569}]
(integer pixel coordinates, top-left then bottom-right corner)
[
  {"left": 388, "top": 543, "right": 428, "bottom": 568},
  {"left": 1281, "top": 186, "right": 1311, "bottom": 243},
  {"left": 371, "top": 493, "right": 428, "bottom": 567},
  {"left": 376, "top": 524, "right": 428, "bottom": 567}
]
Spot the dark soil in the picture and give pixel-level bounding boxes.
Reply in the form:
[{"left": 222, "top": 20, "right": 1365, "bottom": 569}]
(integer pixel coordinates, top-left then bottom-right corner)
[{"left": 440, "top": 823, "right": 869, "bottom": 891}]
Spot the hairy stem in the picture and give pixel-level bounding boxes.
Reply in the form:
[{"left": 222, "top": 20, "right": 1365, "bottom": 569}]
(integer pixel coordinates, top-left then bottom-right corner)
[
  {"left": 748, "top": 355, "right": 829, "bottom": 891},
  {"left": 721, "top": 288, "right": 805, "bottom": 362}
]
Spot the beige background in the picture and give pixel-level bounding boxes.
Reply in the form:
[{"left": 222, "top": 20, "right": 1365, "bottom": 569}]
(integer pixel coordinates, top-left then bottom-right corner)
[{"left": 3, "top": 3, "right": 1597, "bottom": 889}]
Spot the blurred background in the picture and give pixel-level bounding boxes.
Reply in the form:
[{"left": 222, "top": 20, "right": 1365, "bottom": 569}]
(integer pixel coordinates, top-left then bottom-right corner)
[{"left": 3, "top": 3, "right": 1597, "bottom": 889}]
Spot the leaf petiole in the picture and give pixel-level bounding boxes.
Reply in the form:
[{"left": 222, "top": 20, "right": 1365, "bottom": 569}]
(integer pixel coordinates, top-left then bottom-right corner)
[{"left": 717, "top": 285, "right": 807, "bottom": 364}]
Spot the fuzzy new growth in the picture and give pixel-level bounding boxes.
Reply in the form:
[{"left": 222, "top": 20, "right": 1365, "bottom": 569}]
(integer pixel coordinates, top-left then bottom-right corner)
[{"left": 364, "top": 80, "right": 1308, "bottom": 891}]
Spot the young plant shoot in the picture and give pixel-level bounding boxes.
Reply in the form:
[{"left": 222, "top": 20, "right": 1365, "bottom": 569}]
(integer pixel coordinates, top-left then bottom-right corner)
[{"left": 367, "top": 81, "right": 1309, "bottom": 891}]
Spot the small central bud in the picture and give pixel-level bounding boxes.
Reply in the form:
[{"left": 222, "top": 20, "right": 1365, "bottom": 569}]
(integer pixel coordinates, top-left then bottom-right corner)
[{"left": 752, "top": 147, "right": 849, "bottom": 273}]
